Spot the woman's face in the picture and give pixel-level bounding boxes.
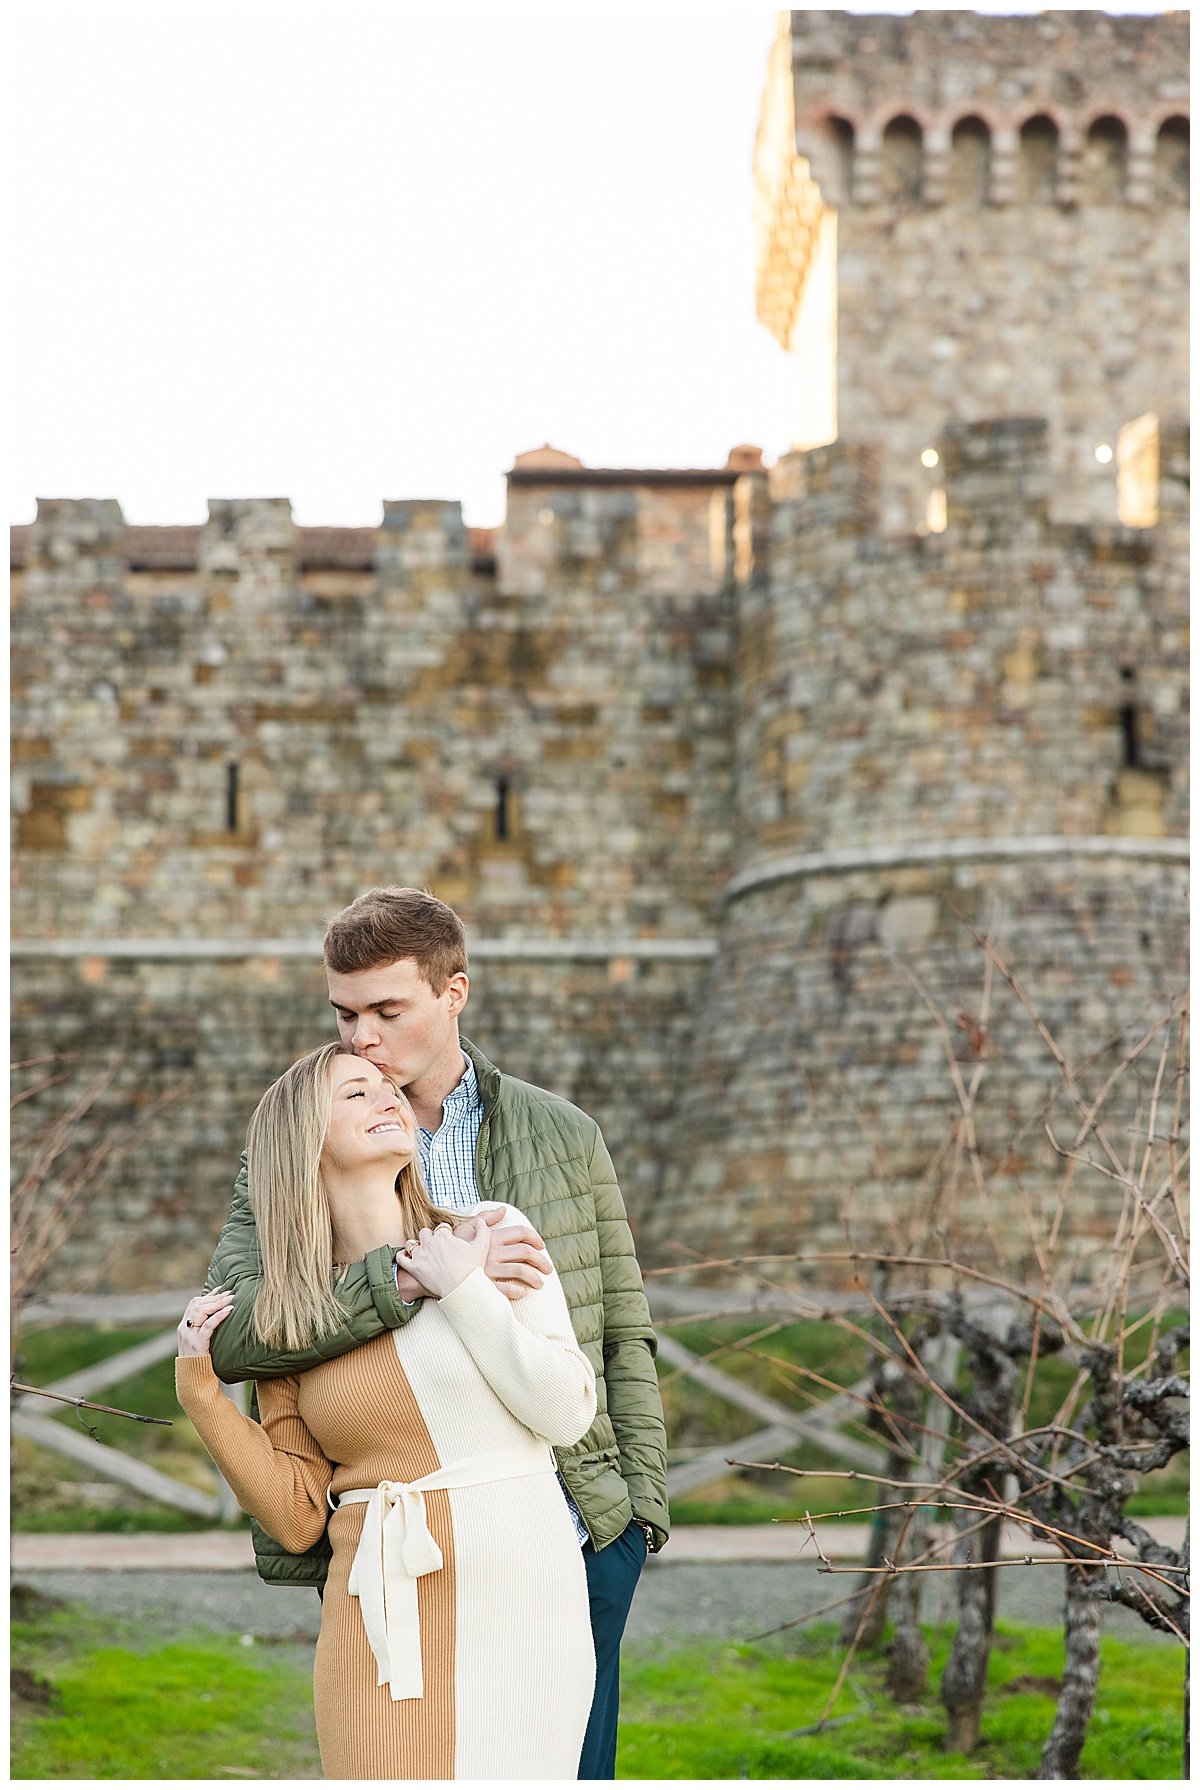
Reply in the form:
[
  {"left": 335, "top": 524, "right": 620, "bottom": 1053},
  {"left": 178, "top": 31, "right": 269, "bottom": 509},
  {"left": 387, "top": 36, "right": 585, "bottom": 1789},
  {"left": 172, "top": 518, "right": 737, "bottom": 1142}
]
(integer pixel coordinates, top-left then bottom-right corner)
[{"left": 320, "top": 1054, "right": 420, "bottom": 1178}]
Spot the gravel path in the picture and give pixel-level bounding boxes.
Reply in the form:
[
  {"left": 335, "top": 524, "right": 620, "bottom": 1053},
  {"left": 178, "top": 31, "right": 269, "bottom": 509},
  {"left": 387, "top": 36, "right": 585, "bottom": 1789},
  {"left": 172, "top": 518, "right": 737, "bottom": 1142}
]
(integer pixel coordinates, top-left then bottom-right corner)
[{"left": 12, "top": 1555, "right": 1174, "bottom": 1650}]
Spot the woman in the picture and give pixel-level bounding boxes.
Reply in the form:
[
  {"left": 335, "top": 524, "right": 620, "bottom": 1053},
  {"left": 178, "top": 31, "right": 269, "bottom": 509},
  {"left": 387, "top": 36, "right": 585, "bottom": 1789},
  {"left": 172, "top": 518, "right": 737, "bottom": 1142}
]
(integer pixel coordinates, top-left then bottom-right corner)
[{"left": 176, "top": 1043, "right": 596, "bottom": 1780}]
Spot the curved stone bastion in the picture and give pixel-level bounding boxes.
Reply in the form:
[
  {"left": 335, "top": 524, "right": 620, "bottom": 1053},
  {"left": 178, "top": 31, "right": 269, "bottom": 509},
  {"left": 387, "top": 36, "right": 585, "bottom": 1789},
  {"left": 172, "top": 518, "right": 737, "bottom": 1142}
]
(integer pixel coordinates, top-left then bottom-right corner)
[{"left": 645, "top": 416, "right": 1188, "bottom": 1280}]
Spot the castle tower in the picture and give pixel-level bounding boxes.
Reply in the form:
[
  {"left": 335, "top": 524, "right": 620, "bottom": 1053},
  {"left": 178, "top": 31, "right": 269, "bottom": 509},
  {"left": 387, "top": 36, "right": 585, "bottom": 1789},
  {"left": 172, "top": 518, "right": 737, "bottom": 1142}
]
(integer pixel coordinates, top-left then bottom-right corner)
[
  {"left": 754, "top": 9, "right": 1189, "bottom": 531},
  {"left": 644, "top": 411, "right": 1188, "bottom": 1273},
  {"left": 638, "top": 8, "right": 1194, "bottom": 1277}
]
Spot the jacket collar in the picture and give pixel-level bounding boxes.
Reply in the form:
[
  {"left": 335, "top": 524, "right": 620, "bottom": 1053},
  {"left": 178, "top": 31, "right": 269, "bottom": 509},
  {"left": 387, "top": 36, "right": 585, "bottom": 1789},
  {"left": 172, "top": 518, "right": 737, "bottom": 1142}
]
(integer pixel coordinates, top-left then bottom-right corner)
[{"left": 459, "top": 1035, "right": 502, "bottom": 1116}]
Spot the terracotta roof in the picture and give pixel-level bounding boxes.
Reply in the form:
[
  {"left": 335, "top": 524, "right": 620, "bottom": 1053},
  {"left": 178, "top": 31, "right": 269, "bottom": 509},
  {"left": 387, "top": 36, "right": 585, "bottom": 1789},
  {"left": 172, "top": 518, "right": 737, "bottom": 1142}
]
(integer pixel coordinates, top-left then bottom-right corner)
[
  {"left": 127, "top": 526, "right": 203, "bottom": 569},
  {"left": 507, "top": 465, "right": 740, "bottom": 488},
  {"left": 11, "top": 524, "right": 381, "bottom": 573},
  {"left": 296, "top": 527, "right": 376, "bottom": 570}
]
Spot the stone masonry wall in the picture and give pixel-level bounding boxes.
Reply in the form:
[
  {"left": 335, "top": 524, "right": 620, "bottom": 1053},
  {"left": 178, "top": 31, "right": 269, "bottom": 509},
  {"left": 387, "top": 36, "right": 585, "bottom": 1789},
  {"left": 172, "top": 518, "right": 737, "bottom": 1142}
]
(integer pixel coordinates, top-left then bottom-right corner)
[
  {"left": 12, "top": 473, "right": 736, "bottom": 942},
  {"left": 645, "top": 853, "right": 1188, "bottom": 1277},
  {"left": 12, "top": 950, "right": 707, "bottom": 1288},
  {"left": 733, "top": 416, "right": 1189, "bottom": 864},
  {"left": 11, "top": 468, "right": 734, "bottom": 1287},
  {"left": 12, "top": 414, "right": 1186, "bottom": 1286}
]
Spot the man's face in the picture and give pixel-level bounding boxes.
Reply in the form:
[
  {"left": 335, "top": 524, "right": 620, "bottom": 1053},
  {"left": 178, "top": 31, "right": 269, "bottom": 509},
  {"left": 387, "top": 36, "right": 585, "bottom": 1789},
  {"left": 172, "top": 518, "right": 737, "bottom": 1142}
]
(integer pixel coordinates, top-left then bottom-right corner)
[{"left": 325, "top": 957, "right": 465, "bottom": 1092}]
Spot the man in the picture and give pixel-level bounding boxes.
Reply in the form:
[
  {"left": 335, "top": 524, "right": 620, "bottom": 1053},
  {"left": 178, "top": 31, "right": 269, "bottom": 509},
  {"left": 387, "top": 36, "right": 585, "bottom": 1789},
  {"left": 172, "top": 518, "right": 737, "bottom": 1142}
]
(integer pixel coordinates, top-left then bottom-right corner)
[{"left": 205, "top": 885, "right": 668, "bottom": 1780}]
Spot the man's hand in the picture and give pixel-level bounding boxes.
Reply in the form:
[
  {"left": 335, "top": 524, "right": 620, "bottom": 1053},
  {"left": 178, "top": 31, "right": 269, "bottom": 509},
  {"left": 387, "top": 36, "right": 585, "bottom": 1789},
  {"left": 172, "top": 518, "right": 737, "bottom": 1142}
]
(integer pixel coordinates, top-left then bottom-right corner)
[
  {"left": 395, "top": 1263, "right": 425, "bottom": 1302},
  {"left": 472, "top": 1203, "right": 551, "bottom": 1301},
  {"left": 394, "top": 1207, "right": 549, "bottom": 1303}
]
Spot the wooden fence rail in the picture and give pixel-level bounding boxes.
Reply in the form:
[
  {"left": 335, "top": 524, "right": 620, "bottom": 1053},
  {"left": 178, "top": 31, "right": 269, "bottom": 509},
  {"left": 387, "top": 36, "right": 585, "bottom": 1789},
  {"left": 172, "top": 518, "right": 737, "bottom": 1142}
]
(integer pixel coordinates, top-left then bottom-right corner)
[{"left": 17, "top": 1288, "right": 886, "bottom": 1516}]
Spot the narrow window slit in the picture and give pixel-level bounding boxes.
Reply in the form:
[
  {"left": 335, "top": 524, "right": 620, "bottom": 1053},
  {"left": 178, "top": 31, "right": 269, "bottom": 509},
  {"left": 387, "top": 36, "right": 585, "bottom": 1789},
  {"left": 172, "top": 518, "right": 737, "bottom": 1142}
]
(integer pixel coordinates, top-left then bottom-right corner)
[
  {"left": 226, "top": 762, "right": 240, "bottom": 832},
  {"left": 1119, "top": 669, "right": 1139, "bottom": 769}
]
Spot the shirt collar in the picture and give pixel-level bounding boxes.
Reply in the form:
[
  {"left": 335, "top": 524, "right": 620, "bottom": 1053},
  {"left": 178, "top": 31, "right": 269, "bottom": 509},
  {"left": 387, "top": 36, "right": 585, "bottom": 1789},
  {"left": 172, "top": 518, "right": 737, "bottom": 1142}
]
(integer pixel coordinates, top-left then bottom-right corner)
[{"left": 420, "top": 1052, "right": 480, "bottom": 1132}]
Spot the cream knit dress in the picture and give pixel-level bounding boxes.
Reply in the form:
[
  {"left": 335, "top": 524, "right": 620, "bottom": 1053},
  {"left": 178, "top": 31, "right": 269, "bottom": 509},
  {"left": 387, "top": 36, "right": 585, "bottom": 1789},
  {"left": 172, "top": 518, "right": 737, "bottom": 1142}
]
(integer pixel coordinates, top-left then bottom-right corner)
[{"left": 176, "top": 1206, "right": 597, "bottom": 1781}]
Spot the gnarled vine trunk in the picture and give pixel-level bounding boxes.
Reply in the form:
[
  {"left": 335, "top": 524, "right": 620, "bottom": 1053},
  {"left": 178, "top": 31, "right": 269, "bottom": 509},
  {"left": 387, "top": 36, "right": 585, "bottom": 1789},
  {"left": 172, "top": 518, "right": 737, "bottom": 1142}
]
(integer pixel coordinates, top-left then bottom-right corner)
[
  {"left": 940, "top": 1509, "right": 1000, "bottom": 1753},
  {"left": 884, "top": 1532, "right": 930, "bottom": 1703},
  {"left": 1038, "top": 1562, "right": 1104, "bottom": 1777},
  {"left": 938, "top": 1310, "right": 1020, "bottom": 1753}
]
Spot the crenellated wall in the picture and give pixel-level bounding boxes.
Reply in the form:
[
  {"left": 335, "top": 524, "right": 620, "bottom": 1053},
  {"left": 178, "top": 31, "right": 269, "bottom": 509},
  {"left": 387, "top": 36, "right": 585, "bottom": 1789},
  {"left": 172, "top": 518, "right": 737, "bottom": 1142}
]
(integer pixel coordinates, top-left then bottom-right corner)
[{"left": 12, "top": 466, "right": 739, "bottom": 943}]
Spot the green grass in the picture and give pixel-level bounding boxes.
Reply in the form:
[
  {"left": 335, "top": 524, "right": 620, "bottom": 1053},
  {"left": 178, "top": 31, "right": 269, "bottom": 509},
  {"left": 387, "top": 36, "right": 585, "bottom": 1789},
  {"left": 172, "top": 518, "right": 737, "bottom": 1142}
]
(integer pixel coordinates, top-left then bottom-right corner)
[
  {"left": 14, "top": 1325, "right": 167, "bottom": 1385},
  {"left": 11, "top": 1592, "right": 1183, "bottom": 1780},
  {"left": 11, "top": 1594, "right": 319, "bottom": 1780},
  {"left": 617, "top": 1622, "right": 1186, "bottom": 1780}
]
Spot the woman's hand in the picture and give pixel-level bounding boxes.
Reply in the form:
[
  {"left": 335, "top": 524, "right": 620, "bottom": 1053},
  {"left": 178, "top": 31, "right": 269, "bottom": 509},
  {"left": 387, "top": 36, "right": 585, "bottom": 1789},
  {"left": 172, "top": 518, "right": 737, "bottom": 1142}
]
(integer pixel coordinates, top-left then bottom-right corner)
[
  {"left": 177, "top": 1289, "right": 234, "bottom": 1357},
  {"left": 397, "top": 1216, "right": 490, "bottom": 1299}
]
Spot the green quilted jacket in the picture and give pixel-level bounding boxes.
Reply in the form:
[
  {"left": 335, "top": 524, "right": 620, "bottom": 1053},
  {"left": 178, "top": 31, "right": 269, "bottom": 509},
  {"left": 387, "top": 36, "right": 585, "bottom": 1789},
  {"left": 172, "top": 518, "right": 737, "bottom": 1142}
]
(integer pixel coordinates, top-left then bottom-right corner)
[{"left": 203, "top": 1037, "right": 669, "bottom": 1585}]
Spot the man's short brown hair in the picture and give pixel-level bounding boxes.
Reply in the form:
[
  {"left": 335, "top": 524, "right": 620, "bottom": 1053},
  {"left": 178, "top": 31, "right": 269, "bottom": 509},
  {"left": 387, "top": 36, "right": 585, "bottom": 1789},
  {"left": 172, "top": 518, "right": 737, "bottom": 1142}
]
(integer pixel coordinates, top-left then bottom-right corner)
[{"left": 323, "top": 887, "right": 468, "bottom": 993}]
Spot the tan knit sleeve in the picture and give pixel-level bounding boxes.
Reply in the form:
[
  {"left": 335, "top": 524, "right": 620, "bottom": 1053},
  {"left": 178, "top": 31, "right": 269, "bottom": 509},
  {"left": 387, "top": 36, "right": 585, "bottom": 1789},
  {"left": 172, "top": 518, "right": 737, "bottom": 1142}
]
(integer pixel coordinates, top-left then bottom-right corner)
[
  {"left": 175, "top": 1355, "right": 333, "bottom": 1552},
  {"left": 436, "top": 1212, "right": 597, "bottom": 1446}
]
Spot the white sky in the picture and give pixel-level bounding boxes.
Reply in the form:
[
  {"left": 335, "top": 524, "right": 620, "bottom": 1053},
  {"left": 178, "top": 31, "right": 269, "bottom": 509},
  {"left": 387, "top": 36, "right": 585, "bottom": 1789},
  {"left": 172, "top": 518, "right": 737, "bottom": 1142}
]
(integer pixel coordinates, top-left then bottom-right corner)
[{"left": 9, "top": 0, "right": 1180, "bottom": 528}]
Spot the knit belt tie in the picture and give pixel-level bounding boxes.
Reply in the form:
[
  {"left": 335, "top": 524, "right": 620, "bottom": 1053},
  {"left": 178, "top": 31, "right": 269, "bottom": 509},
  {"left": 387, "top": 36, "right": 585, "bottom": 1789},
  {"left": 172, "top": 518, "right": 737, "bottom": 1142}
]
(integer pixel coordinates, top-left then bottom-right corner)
[{"left": 336, "top": 1443, "right": 555, "bottom": 1701}]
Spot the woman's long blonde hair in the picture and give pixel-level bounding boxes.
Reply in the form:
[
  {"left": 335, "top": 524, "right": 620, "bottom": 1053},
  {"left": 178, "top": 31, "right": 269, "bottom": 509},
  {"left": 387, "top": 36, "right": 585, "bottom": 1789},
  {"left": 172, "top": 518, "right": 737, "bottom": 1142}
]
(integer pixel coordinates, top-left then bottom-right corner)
[{"left": 246, "top": 1042, "right": 456, "bottom": 1350}]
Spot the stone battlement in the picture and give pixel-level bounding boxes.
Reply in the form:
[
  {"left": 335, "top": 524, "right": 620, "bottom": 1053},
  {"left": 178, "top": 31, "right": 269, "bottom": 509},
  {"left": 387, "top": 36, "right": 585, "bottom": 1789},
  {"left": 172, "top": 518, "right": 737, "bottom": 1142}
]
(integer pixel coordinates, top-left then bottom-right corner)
[
  {"left": 774, "top": 8, "right": 1189, "bottom": 228},
  {"left": 790, "top": 8, "right": 1187, "bottom": 177},
  {"left": 12, "top": 447, "right": 752, "bottom": 599},
  {"left": 13, "top": 412, "right": 1187, "bottom": 1285},
  {"left": 12, "top": 413, "right": 1186, "bottom": 949}
]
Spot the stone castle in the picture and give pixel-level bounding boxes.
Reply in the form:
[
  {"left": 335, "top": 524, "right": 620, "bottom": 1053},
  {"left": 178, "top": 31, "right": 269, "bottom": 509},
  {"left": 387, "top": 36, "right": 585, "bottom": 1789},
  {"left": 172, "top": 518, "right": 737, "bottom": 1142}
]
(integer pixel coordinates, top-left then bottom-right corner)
[{"left": 11, "top": 10, "right": 1189, "bottom": 1289}]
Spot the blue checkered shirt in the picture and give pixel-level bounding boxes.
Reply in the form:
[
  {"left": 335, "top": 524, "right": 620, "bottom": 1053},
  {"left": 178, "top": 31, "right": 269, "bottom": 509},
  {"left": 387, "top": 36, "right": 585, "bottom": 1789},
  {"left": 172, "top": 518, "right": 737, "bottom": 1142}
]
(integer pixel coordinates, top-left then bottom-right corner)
[
  {"left": 416, "top": 1053, "right": 589, "bottom": 1547},
  {"left": 415, "top": 1051, "right": 486, "bottom": 1213}
]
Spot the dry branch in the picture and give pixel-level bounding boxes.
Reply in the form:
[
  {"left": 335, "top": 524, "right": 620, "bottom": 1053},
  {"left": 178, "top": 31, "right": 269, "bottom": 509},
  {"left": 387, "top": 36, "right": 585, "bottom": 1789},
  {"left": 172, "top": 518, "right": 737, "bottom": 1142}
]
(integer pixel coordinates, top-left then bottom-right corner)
[{"left": 10, "top": 1380, "right": 174, "bottom": 1427}]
